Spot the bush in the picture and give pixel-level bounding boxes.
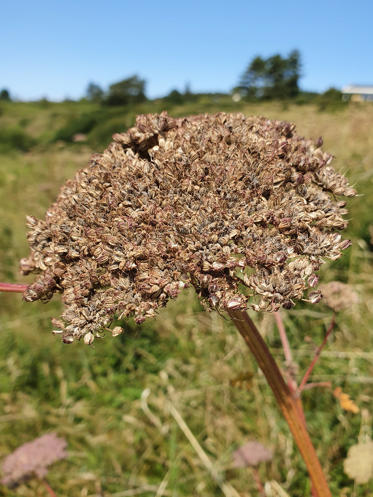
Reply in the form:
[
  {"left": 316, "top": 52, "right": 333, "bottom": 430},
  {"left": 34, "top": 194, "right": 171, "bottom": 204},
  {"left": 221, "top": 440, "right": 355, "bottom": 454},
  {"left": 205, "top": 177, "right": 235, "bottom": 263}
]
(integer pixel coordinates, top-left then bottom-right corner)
[
  {"left": 53, "top": 112, "right": 101, "bottom": 142},
  {"left": 317, "top": 88, "right": 346, "bottom": 111},
  {"left": 0, "top": 127, "right": 36, "bottom": 152},
  {"left": 88, "top": 114, "right": 136, "bottom": 148}
]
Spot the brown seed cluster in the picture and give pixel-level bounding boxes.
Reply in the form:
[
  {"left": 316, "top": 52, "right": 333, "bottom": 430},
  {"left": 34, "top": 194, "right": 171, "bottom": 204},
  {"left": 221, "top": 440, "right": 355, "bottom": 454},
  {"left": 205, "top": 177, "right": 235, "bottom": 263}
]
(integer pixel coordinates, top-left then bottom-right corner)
[{"left": 20, "top": 112, "right": 355, "bottom": 344}]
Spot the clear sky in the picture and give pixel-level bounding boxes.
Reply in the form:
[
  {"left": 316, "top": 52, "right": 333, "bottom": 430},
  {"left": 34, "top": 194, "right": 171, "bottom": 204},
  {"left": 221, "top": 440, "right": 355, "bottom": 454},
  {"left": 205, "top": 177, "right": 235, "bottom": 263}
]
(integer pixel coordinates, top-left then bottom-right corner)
[{"left": 1, "top": 0, "right": 373, "bottom": 101}]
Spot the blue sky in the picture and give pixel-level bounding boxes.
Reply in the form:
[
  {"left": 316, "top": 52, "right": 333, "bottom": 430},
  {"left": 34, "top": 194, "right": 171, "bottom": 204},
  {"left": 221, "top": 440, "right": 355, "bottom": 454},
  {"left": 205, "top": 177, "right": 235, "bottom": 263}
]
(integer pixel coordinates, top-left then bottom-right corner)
[{"left": 1, "top": 0, "right": 372, "bottom": 101}]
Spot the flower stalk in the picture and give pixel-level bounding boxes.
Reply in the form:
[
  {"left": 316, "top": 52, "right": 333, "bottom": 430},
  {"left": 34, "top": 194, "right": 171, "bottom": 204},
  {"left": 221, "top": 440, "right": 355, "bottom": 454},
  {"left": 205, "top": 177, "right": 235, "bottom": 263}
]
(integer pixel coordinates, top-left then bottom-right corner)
[
  {"left": 0, "top": 282, "right": 28, "bottom": 293},
  {"left": 297, "top": 315, "right": 335, "bottom": 396},
  {"left": 228, "top": 308, "right": 332, "bottom": 497}
]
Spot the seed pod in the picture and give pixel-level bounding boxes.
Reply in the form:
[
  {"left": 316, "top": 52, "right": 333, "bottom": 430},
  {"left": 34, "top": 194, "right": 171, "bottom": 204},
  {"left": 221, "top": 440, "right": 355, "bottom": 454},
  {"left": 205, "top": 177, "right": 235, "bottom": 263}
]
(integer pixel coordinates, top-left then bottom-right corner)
[{"left": 84, "top": 332, "right": 95, "bottom": 345}]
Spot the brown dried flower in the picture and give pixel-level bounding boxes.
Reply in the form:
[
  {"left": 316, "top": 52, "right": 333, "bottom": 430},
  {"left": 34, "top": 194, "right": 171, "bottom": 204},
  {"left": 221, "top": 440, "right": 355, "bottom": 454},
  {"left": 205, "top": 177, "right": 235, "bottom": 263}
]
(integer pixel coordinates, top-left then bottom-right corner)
[
  {"left": 319, "top": 281, "right": 359, "bottom": 312},
  {"left": 1, "top": 433, "right": 67, "bottom": 486},
  {"left": 20, "top": 112, "right": 355, "bottom": 343}
]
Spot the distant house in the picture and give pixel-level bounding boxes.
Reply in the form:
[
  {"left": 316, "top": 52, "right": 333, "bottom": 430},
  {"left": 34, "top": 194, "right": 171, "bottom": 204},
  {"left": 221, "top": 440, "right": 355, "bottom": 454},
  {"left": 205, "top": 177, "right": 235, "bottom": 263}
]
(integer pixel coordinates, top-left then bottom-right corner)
[{"left": 342, "top": 85, "right": 373, "bottom": 102}]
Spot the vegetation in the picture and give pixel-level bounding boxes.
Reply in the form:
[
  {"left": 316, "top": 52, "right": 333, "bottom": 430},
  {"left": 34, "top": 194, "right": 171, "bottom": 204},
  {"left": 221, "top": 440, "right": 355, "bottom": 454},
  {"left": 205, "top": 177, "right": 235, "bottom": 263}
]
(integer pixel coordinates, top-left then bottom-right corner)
[
  {"left": 237, "top": 50, "right": 301, "bottom": 100},
  {"left": 86, "top": 82, "right": 104, "bottom": 103},
  {"left": 0, "top": 89, "right": 11, "bottom": 102},
  {"left": 106, "top": 75, "right": 147, "bottom": 106},
  {"left": 0, "top": 99, "right": 372, "bottom": 496}
]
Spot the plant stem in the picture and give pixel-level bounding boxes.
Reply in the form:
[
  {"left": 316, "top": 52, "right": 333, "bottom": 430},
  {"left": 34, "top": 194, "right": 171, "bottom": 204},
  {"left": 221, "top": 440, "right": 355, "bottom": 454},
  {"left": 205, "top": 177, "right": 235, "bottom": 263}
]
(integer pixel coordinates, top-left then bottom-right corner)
[
  {"left": 228, "top": 309, "right": 332, "bottom": 497},
  {"left": 297, "top": 316, "right": 335, "bottom": 396},
  {"left": 0, "top": 282, "right": 28, "bottom": 293},
  {"left": 251, "top": 467, "right": 266, "bottom": 497},
  {"left": 301, "top": 382, "right": 332, "bottom": 392},
  {"left": 274, "top": 311, "right": 297, "bottom": 392},
  {"left": 41, "top": 478, "right": 57, "bottom": 497},
  {"left": 274, "top": 311, "right": 293, "bottom": 365}
]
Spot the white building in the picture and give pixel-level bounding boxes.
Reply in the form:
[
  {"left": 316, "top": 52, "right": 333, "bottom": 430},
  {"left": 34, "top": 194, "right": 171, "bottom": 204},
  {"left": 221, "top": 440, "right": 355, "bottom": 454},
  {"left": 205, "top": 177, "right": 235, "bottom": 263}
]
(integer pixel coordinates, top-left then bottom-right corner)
[{"left": 342, "top": 85, "right": 373, "bottom": 102}]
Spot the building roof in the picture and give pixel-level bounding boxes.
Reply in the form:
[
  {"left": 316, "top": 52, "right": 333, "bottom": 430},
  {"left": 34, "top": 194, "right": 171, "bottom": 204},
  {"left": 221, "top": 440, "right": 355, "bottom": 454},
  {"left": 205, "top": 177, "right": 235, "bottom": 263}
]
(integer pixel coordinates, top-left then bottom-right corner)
[{"left": 342, "top": 85, "right": 373, "bottom": 95}]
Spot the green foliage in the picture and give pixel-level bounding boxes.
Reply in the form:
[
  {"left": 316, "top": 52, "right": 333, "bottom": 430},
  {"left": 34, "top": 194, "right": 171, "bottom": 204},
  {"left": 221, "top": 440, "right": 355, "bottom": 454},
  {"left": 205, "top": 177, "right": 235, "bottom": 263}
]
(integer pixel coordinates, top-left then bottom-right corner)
[
  {"left": 317, "top": 87, "right": 345, "bottom": 111},
  {"left": 0, "top": 126, "right": 36, "bottom": 152},
  {"left": 53, "top": 112, "right": 102, "bottom": 142},
  {"left": 88, "top": 113, "right": 136, "bottom": 148},
  {"left": 86, "top": 81, "right": 104, "bottom": 102},
  {"left": 164, "top": 89, "right": 185, "bottom": 105},
  {"left": 0, "top": 88, "right": 11, "bottom": 101},
  {"left": 294, "top": 91, "right": 319, "bottom": 105},
  {"left": 238, "top": 50, "right": 301, "bottom": 100},
  {"left": 106, "top": 75, "right": 147, "bottom": 106}
]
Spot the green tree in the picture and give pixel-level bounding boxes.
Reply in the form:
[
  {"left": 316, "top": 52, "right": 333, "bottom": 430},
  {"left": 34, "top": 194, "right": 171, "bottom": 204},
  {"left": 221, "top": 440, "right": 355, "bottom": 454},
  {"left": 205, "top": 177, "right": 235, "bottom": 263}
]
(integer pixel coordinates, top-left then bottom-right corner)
[
  {"left": 239, "top": 56, "right": 266, "bottom": 98},
  {"left": 106, "top": 75, "right": 146, "bottom": 106},
  {"left": 165, "top": 89, "right": 184, "bottom": 105},
  {"left": 317, "top": 87, "right": 344, "bottom": 111},
  {"left": 86, "top": 82, "right": 104, "bottom": 102},
  {"left": 0, "top": 89, "right": 11, "bottom": 101},
  {"left": 238, "top": 50, "right": 301, "bottom": 100}
]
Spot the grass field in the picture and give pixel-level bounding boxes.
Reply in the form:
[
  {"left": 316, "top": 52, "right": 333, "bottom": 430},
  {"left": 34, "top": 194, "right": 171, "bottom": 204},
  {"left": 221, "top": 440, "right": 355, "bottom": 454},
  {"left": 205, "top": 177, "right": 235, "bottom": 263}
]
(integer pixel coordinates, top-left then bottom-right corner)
[{"left": 0, "top": 98, "right": 372, "bottom": 496}]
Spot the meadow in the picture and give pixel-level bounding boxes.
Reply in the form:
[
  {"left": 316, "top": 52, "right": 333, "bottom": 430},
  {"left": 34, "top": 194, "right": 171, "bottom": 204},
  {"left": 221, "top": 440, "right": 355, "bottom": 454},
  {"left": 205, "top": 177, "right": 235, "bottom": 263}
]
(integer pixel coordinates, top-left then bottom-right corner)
[{"left": 0, "top": 97, "right": 372, "bottom": 497}]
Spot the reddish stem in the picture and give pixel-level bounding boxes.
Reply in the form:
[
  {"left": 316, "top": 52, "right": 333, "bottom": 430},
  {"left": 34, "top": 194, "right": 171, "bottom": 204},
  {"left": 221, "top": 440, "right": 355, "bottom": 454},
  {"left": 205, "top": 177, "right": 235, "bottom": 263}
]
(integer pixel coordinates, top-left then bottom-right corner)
[
  {"left": 252, "top": 467, "right": 266, "bottom": 497},
  {"left": 301, "top": 382, "right": 332, "bottom": 392},
  {"left": 41, "top": 478, "right": 57, "bottom": 497},
  {"left": 274, "top": 311, "right": 293, "bottom": 365},
  {"left": 228, "top": 309, "right": 332, "bottom": 497},
  {"left": 274, "top": 311, "right": 297, "bottom": 392},
  {"left": 297, "top": 316, "right": 336, "bottom": 396},
  {"left": 0, "top": 282, "right": 28, "bottom": 293}
]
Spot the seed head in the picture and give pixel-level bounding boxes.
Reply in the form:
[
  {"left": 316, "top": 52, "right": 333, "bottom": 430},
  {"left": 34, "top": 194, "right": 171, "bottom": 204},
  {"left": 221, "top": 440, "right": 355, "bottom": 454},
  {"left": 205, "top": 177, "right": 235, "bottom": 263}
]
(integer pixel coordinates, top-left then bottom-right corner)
[
  {"left": 21, "top": 112, "right": 355, "bottom": 342},
  {"left": 319, "top": 281, "right": 358, "bottom": 312},
  {"left": 1, "top": 433, "right": 67, "bottom": 487}
]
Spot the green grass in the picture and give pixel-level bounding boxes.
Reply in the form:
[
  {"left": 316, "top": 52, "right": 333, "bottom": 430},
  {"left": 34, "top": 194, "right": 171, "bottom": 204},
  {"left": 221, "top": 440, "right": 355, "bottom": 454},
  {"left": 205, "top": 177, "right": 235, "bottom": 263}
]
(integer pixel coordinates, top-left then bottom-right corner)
[{"left": 0, "top": 100, "right": 372, "bottom": 496}]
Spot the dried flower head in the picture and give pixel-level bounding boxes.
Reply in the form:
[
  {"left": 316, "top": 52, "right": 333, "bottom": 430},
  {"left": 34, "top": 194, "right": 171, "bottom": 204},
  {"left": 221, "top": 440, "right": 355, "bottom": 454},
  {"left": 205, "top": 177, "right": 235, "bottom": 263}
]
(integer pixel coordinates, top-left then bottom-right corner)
[
  {"left": 319, "top": 281, "right": 358, "bottom": 312},
  {"left": 1, "top": 433, "right": 67, "bottom": 486},
  {"left": 232, "top": 440, "right": 273, "bottom": 468},
  {"left": 20, "top": 112, "right": 355, "bottom": 343}
]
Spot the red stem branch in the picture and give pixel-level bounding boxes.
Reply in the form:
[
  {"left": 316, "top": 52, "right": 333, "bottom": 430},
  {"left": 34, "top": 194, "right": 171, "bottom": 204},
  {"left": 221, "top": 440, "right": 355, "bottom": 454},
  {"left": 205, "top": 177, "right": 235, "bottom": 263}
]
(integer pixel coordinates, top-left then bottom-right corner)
[
  {"left": 228, "top": 309, "right": 332, "bottom": 497},
  {"left": 301, "top": 382, "right": 332, "bottom": 392},
  {"left": 252, "top": 467, "right": 266, "bottom": 497},
  {"left": 274, "top": 311, "right": 293, "bottom": 365},
  {"left": 274, "top": 311, "right": 297, "bottom": 393},
  {"left": 0, "top": 282, "right": 28, "bottom": 293},
  {"left": 41, "top": 478, "right": 57, "bottom": 497},
  {"left": 297, "top": 316, "right": 336, "bottom": 396}
]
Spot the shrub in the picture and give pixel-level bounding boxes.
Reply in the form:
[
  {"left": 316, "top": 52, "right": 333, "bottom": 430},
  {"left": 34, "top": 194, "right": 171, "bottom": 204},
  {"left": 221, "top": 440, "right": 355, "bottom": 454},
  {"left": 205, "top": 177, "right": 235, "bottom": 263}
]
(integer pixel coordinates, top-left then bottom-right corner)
[
  {"left": 317, "top": 88, "right": 346, "bottom": 111},
  {"left": 53, "top": 112, "right": 101, "bottom": 142},
  {"left": 0, "top": 127, "right": 36, "bottom": 152},
  {"left": 88, "top": 114, "right": 136, "bottom": 148}
]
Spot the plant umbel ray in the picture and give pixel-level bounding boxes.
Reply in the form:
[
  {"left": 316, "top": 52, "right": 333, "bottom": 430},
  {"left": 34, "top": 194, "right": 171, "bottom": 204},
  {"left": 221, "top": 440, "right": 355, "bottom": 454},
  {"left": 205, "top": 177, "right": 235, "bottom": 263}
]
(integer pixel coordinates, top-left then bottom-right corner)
[
  {"left": 228, "top": 308, "right": 332, "bottom": 497},
  {"left": 0, "top": 282, "right": 28, "bottom": 293}
]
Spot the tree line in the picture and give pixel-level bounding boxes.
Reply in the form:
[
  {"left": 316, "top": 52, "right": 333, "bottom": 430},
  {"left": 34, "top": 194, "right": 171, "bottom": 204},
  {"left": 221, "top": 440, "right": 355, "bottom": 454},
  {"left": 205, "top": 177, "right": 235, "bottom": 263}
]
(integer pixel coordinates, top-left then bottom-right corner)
[
  {"left": 85, "top": 52, "right": 304, "bottom": 104},
  {"left": 1, "top": 51, "right": 342, "bottom": 105}
]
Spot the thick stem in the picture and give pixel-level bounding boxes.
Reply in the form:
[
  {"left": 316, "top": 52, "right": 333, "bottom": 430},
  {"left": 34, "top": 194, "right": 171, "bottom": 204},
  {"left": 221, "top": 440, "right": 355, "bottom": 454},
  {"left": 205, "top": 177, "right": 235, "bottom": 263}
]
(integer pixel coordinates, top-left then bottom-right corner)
[
  {"left": 0, "top": 282, "right": 28, "bottom": 293},
  {"left": 228, "top": 309, "right": 332, "bottom": 497}
]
